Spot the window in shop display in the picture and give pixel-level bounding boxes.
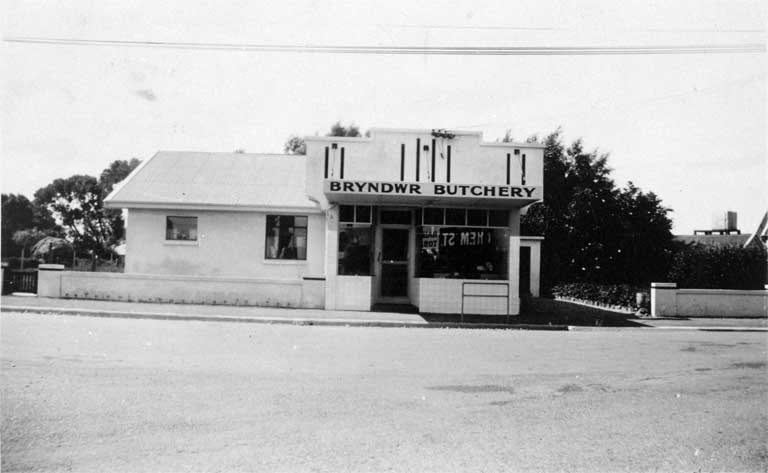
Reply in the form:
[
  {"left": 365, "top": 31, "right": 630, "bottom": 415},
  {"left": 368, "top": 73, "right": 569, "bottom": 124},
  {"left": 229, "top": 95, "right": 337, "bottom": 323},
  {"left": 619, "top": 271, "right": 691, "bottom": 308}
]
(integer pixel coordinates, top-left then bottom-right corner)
[
  {"left": 338, "top": 225, "right": 372, "bottom": 275},
  {"left": 417, "top": 226, "right": 509, "bottom": 279},
  {"left": 265, "top": 215, "right": 308, "bottom": 260},
  {"left": 337, "top": 205, "right": 373, "bottom": 275}
]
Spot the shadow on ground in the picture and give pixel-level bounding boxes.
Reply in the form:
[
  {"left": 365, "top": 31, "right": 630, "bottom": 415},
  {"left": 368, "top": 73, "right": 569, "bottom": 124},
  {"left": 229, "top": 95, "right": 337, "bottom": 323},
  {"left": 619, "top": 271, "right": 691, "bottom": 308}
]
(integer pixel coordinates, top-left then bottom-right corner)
[{"left": 420, "top": 298, "right": 651, "bottom": 327}]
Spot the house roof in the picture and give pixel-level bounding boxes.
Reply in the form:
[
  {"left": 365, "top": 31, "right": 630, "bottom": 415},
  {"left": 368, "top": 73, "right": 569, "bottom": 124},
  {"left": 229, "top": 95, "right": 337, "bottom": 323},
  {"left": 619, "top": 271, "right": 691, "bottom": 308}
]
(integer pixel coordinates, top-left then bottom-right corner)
[
  {"left": 674, "top": 234, "right": 752, "bottom": 248},
  {"left": 105, "top": 151, "right": 319, "bottom": 212}
]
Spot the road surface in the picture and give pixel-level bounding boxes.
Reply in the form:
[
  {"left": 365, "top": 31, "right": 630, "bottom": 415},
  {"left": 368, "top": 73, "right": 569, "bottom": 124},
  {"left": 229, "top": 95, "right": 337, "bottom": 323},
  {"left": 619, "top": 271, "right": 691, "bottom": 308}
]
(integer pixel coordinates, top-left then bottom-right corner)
[{"left": 2, "top": 312, "right": 766, "bottom": 472}]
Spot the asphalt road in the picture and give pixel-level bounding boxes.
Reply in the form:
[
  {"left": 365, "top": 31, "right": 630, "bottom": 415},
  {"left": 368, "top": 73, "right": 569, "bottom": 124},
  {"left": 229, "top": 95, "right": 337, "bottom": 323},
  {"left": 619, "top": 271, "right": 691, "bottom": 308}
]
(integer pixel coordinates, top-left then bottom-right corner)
[{"left": 2, "top": 312, "right": 766, "bottom": 473}]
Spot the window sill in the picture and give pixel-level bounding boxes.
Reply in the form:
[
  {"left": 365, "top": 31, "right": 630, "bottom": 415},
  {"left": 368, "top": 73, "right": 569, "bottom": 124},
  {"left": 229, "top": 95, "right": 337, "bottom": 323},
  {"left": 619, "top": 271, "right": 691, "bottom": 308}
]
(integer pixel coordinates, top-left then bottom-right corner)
[
  {"left": 164, "top": 240, "right": 199, "bottom": 246},
  {"left": 263, "top": 259, "right": 307, "bottom": 265}
]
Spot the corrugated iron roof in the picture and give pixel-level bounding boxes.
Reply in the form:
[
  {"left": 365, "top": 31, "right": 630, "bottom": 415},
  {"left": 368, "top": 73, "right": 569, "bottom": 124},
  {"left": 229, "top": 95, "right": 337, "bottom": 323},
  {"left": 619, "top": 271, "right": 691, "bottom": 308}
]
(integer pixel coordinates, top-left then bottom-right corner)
[{"left": 105, "top": 151, "right": 318, "bottom": 211}]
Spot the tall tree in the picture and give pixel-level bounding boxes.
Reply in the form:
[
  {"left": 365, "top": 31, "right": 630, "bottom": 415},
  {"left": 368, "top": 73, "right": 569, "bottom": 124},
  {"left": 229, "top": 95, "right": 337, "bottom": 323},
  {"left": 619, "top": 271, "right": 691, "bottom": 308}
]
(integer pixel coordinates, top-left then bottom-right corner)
[
  {"left": 33, "top": 159, "right": 141, "bottom": 256},
  {"left": 34, "top": 175, "right": 110, "bottom": 255},
  {"left": 100, "top": 158, "right": 142, "bottom": 245},
  {"left": 521, "top": 130, "right": 673, "bottom": 289},
  {"left": 100, "top": 158, "right": 141, "bottom": 195}
]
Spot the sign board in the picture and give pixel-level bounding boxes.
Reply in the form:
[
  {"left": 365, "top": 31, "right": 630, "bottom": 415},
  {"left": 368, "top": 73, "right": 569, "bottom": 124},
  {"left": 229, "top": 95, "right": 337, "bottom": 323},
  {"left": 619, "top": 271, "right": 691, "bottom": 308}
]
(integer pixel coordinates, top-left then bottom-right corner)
[{"left": 324, "top": 179, "right": 542, "bottom": 201}]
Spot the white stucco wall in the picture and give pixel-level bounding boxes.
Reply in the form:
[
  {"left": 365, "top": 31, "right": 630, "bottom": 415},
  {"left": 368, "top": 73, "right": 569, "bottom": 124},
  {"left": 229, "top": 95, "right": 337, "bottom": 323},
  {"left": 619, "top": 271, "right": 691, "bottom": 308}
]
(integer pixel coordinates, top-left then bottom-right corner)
[
  {"left": 304, "top": 129, "right": 544, "bottom": 208},
  {"left": 38, "top": 269, "right": 327, "bottom": 308},
  {"left": 125, "top": 209, "right": 325, "bottom": 279},
  {"left": 651, "top": 283, "right": 768, "bottom": 317}
]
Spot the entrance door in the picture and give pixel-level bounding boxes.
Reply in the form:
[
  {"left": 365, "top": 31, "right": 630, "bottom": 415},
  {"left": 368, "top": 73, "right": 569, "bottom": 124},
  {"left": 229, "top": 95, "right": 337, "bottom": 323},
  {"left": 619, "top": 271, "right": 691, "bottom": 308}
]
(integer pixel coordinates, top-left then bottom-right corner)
[
  {"left": 520, "top": 246, "right": 531, "bottom": 297},
  {"left": 376, "top": 227, "right": 410, "bottom": 302}
]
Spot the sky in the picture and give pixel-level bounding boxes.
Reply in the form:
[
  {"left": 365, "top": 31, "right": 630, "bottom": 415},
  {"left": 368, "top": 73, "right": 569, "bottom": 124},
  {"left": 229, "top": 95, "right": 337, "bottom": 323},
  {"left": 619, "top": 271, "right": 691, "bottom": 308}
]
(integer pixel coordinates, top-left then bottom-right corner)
[{"left": 1, "top": 0, "right": 766, "bottom": 234}]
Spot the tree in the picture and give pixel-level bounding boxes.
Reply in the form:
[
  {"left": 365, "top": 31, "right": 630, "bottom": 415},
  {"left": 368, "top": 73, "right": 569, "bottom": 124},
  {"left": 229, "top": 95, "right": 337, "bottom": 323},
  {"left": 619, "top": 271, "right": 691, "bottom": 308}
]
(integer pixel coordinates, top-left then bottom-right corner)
[
  {"left": 2, "top": 193, "right": 58, "bottom": 258},
  {"left": 99, "top": 158, "right": 141, "bottom": 246},
  {"left": 33, "top": 159, "right": 141, "bottom": 257},
  {"left": 284, "top": 136, "right": 307, "bottom": 155},
  {"left": 521, "top": 129, "right": 673, "bottom": 289},
  {"left": 284, "top": 121, "right": 363, "bottom": 155},
  {"left": 328, "top": 121, "right": 361, "bottom": 137},
  {"left": 12, "top": 228, "right": 46, "bottom": 269},
  {"left": 100, "top": 158, "right": 141, "bottom": 195}
]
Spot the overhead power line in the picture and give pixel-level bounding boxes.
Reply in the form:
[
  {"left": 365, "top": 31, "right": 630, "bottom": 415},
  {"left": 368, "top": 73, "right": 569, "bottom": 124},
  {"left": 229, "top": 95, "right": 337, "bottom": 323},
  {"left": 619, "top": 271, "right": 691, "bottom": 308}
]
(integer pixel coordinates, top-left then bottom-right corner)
[
  {"left": 381, "top": 23, "right": 767, "bottom": 34},
  {"left": 4, "top": 36, "right": 765, "bottom": 55}
]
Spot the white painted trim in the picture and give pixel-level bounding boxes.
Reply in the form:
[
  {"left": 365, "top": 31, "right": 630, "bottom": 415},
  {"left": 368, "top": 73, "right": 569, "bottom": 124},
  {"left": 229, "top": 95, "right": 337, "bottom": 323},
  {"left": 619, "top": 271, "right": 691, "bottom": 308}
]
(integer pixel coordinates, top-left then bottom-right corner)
[
  {"left": 163, "top": 240, "right": 199, "bottom": 247},
  {"left": 262, "top": 259, "right": 308, "bottom": 265},
  {"left": 105, "top": 201, "right": 322, "bottom": 213},
  {"left": 304, "top": 136, "right": 373, "bottom": 143},
  {"left": 478, "top": 142, "right": 545, "bottom": 149},
  {"left": 303, "top": 129, "right": 545, "bottom": 148}
]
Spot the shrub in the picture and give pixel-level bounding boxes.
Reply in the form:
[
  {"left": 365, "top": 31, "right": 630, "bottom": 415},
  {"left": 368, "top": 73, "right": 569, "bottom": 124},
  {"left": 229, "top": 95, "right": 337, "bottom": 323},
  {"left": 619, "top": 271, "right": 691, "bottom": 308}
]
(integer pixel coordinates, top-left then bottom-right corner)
[
  {"left": 667, "top": 244, "right": 767, "bottom": 290},
  {"left": 551, "top": 282, "right": 649, "bottom": 309}
]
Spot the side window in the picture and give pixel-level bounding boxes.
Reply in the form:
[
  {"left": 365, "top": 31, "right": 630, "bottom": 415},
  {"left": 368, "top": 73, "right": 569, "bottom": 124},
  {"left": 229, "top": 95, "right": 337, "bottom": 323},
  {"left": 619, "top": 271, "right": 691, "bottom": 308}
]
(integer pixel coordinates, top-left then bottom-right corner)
[
  {"left": 265, "top": 215, "right": 308, "bottom": 260},
  {"left": 166, "top": 216, "right": 198, "bottom": 241}
]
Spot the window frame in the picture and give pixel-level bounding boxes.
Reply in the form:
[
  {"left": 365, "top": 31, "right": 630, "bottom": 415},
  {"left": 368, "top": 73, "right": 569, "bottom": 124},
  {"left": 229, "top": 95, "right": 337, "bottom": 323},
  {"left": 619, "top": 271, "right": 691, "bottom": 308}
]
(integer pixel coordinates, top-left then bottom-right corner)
[
  {"left": 165, "top": 216, "right": 198, "bottom": 242},
  {"left": 339, "top": 205, "right": 374, "bottom": 225},
  {"left": 264, "top": 215, "right": 309, "bottom": 261},
  {"left": 420, "top": 208, "right": 509, "bottom": 228}
]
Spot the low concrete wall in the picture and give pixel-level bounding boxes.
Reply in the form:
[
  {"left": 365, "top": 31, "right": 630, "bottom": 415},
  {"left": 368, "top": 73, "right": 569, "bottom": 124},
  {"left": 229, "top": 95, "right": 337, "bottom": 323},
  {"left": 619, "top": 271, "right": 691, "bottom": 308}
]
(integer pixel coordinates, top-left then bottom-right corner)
[
  {"left": 651, "top": 282, "right": 768, "bottom": 318},
  {"left": 38, "top": 266, "right": 325, "bottom": 309}
]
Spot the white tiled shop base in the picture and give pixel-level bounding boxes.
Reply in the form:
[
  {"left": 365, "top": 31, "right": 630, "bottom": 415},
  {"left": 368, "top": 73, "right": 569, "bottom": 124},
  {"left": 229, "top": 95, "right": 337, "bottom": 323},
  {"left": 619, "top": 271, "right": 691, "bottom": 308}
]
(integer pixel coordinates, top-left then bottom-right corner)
[
  {"left": 418, "top": 278, "right": 512, "bottom": 315},
  {"left": 335, "top": 276, "right": 372, "bottom": 311}
]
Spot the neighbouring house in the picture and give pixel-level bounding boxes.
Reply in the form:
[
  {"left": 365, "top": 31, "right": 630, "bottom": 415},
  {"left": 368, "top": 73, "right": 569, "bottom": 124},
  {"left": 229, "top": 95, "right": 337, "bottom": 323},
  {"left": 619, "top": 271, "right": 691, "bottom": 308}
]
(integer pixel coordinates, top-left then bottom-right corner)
[
  {"left": 84, "top": 128, "right": 544, "bottom": 315},
  {"left": 674, "top": 211, "right": 768, "bottom": 250}
]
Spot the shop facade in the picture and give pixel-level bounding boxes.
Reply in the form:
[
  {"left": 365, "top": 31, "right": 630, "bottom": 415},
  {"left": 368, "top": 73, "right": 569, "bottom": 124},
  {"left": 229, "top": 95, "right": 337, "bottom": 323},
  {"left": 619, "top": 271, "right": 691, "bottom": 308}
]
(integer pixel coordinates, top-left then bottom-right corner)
[{"left": 104, "top": 129, "right": 543, "bottom": 315}]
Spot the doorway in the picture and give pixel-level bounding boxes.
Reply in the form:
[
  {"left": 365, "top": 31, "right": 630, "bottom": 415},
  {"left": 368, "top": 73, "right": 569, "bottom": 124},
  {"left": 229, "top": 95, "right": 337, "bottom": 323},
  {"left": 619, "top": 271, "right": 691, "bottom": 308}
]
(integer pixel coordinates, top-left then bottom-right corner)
[
  {"left": 374, "top": 209, "right": 412, "bottom": 304},
  {"left": 520, "top": 246, "right": 531, "bottom": 297}
]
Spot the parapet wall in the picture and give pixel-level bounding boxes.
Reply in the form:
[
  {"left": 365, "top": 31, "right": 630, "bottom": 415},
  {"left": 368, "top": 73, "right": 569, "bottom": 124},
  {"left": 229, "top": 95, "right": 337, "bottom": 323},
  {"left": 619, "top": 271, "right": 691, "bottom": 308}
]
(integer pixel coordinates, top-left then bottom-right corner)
[{"left": 651, "top": 282, "right": 768, "bottom": 318}]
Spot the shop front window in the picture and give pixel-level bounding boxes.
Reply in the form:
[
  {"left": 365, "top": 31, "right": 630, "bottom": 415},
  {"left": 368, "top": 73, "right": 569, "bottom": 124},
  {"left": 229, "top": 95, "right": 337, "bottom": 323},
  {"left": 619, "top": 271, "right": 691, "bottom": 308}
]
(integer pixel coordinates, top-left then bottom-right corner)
[
  {"left": 338, "top": 205, "right": 372, "bottom": 275},
  {"left": 417, "top": 226, "right": 509, "bottom": 280},
  {"left": 265, "top": 215, "right": 307, "bottom": 260}
]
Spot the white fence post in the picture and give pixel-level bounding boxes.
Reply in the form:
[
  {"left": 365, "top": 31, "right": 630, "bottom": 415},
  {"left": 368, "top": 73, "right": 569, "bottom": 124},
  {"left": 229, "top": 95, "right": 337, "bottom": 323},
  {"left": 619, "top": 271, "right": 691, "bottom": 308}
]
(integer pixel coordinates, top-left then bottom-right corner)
[
  {"left": 651, "top": 282, "right": 678, "bottom": 317},
  {"left": 37, "top": 264, "right": 65, "bottom": 298}
]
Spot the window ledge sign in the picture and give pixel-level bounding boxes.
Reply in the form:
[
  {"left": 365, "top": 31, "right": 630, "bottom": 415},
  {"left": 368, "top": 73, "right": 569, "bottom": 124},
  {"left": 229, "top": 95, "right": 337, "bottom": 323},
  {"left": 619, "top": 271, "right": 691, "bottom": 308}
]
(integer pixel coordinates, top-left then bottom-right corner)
[{"left": 324, "top": 179, "right": 542, "bottom": 207}]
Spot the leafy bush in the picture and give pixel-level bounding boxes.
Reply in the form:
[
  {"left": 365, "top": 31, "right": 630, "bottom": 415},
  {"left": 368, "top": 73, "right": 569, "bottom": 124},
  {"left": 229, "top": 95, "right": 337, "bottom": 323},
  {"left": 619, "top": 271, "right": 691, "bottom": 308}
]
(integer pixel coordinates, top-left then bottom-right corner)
[
  {"left": 551, "top": 282, "right": 649, "bottom": 309},
  {"left": 667, "top": 243, "right": 767, "bottom": 290}
]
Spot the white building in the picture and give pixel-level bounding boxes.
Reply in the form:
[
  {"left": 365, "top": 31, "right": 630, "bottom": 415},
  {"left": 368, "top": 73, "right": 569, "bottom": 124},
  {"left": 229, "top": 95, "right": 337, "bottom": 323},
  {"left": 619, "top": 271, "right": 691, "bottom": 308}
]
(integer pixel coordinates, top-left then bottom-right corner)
[{"left": 99, "top": 128, "right": 543, "bottom": 316}]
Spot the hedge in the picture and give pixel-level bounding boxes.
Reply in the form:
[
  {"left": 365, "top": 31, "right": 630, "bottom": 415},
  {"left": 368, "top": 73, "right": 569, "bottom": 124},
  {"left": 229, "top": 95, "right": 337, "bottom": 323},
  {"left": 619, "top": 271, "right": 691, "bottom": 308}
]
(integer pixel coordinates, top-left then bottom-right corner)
[
  {"left": 667, "top": 243, "right": 767, "bottom": 290},
  {"left": 551, "top": 283, "right": 649, "bottom": 310}
]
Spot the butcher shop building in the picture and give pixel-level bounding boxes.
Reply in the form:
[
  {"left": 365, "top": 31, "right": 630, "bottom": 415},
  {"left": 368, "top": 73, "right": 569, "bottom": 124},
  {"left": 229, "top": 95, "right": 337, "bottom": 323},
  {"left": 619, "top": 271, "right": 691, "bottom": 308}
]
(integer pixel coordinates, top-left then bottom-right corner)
[{"left": 104, "top": 128, "right": 544, "bottom": 316}]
